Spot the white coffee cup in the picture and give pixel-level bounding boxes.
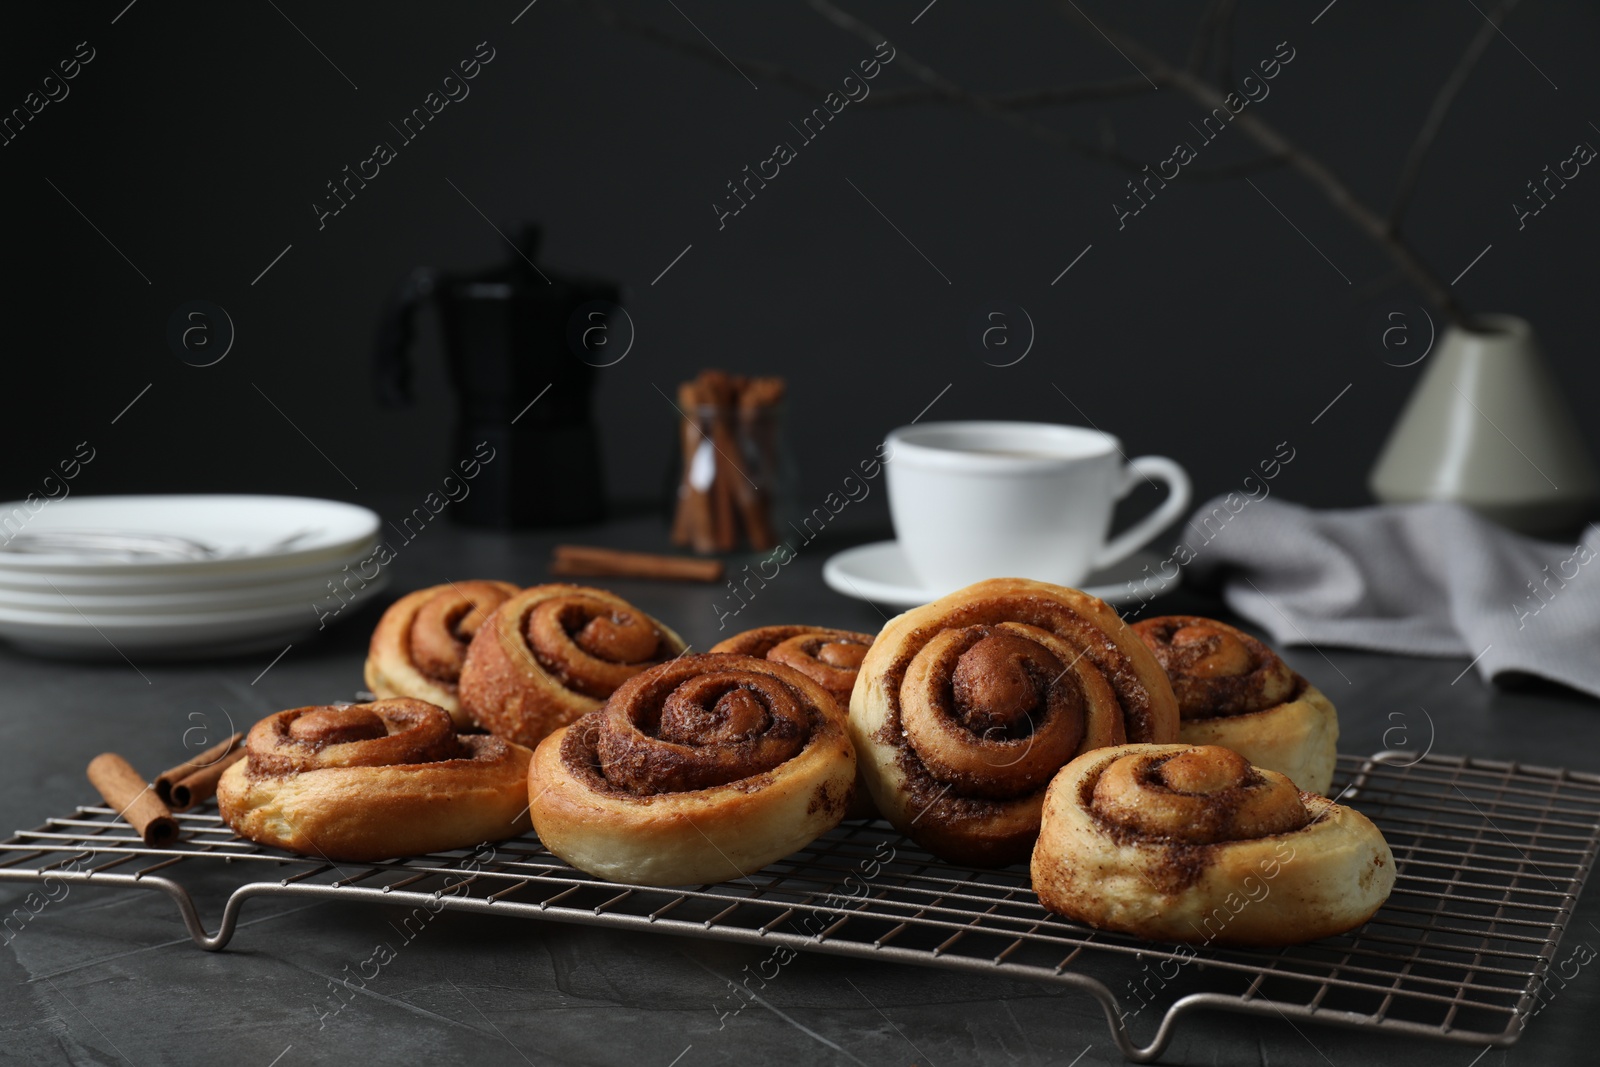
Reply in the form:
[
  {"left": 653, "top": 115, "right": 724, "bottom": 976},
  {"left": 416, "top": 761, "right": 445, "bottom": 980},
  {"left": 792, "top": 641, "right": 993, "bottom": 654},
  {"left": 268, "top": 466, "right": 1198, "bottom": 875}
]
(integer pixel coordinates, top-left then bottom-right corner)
[{"left": 884, "top": 421, "right": 1191, "bottom": 592}]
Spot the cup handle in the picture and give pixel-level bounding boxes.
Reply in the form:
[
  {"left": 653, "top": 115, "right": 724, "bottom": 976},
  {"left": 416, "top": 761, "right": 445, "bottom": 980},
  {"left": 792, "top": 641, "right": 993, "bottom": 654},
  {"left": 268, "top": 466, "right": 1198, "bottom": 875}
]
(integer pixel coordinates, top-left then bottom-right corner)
[{"left": 1092, "top": 456, "right": 1191, "bottom": 571}]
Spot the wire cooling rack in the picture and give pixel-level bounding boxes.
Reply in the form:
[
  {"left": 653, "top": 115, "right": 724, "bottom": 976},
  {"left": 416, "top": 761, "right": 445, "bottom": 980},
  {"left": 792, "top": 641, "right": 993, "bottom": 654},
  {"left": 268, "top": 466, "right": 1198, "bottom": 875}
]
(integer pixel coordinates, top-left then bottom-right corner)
[{"left": 4, "top": 750, "right": 1598, "bottom": 1063}]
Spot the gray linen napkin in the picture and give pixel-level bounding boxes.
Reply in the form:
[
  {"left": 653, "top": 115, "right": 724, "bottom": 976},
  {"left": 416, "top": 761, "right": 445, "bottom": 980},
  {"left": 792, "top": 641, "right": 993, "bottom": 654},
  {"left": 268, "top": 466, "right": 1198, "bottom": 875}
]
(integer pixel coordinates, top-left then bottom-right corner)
[{"left": 1173, "top": 497, "right": 1600, "bottom": 696}]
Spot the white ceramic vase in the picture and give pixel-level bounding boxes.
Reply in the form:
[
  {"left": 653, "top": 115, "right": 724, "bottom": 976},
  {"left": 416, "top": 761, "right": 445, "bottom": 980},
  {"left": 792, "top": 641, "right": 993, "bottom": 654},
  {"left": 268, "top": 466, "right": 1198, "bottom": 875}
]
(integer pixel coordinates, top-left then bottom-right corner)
[{"left": 1369, "top": 314, "right": 1599, "bottom": 535}]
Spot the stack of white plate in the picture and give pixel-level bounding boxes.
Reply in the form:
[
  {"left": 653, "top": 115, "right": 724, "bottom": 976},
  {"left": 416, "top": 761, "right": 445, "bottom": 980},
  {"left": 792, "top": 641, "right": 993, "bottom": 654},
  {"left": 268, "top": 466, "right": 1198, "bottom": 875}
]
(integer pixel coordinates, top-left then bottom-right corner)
[{"left": 0, "top": 495, "right": 388, "bottom": 659}]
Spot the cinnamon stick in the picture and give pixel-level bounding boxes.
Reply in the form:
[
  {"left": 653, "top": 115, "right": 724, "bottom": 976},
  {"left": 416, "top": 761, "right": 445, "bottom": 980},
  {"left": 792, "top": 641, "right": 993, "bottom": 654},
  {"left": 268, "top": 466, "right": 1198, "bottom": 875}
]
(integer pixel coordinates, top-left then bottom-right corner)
[
  {"left": 732, "top": 378, "right": 778, "bottom": 550},
  {"left": 711, "top": 451, "right": 738, "bottom": 550},
  {"left": 551, "top": 544, "right": 724, "bottom": 583},
  {"left": 701, "top": 372, "right": 746, "bottom": 552},
  {"left": 169, "top": 747, "right": 247, "bottom": 812},
  {"left": 740, "top": 379, "right": 784, "bottom": 550},
  {"left": 87, "top": 753, "right": 179, "bottom": 847},
  {"left": 671, "top": 369, "right": 786, "bottom": 554},
  {"left": 671, "top": 383, "right": 698, "bottom": 547},
  {"left": 678, "top": 380, "right": 717, "bottom": 554},
  {"left": 154, "top": 732, "right": 243, "bottom": 804}
]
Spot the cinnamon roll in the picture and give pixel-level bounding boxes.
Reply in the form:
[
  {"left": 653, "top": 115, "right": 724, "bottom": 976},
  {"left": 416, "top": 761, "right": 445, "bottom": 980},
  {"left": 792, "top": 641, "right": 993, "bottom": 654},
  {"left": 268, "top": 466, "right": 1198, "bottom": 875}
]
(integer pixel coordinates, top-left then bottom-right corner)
[
  {"left": 1032, "top": 744, "right": 1394, "bottom": 946},
  {"left": 365, "top": 580, "right": 520, "bottom": 727},
  {"left": 711, "top": 624, "right": 878, "bottom": 820},
  {"left": 850, "top": 578, "right": 1180, "bottom": 867},
  {"left": 217, "top": 699, "right": 531, "bottom": 862},
  {"left": 459, "top": 584, "right": 686, "bottom": 748},
  {"left": 710, "top": 625, "right": 873, "bottom": 704},
  {"left": 1133, "top": 616, "right": 1338, "bottom": 795},
  {"left": 529, "top": 653, "right": 855, "bottom": 886}
]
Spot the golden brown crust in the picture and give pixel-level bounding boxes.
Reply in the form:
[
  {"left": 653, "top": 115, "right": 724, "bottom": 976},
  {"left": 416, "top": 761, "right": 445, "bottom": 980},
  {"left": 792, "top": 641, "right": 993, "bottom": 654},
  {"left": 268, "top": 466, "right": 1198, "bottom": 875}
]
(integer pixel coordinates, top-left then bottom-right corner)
[
  {"left": 528, "top": 653, "right": 855, "bottom": 885},
  {"left": 458, "top": 584, "right": 686, "bottom": 748},
  {"left": 711, "top": 624, "right": 880, "bottom": 821},
  {"left": 364, "top": 580, "right": 520, "bottom": 726},
  {"left": 849, "top": 578, "right": 1180, "bottom": 867},
  {"left": 217, "top": 699, "right": 532, "bottom": 861},
  {"left": 1031, "top": 744, "right": 1394, "bottom": 946},
  {"left": 1133, "top": 616, "right": 1339, "bottom": 794}
]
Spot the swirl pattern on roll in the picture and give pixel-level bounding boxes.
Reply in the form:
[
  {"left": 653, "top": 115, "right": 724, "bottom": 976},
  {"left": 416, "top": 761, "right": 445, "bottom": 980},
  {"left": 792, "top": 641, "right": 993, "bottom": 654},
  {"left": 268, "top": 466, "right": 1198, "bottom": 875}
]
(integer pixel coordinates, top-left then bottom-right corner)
[
  {"left": 459, "top": 584, "right": 686, "bottom": 748},
  {"left": 1132, "top": 616, "right": 1339, "bottom": 795},
  {"left": 365, "top": 580, "right": 519, "bottom": 725},
  {"left": 710, "top": 625, "right": 873, "bottom": 704},
  {"left": 1032, "top": 744, "right": 1394, "bottom": 946},
  {"left": 1132, "top": 616, "right": 1299, "bottom": 718},
  {"left": 218, "top": 699, "right": 532, "bottom": 861},
  {"left": 529, "top": 653, "right": 856, "bottom": 886},
  {"left": 1089, "top": 745, "right": 1310, "bottom": 847},
  {"left": 849, "top": 578, "right": 1180, "bottom": 867},
  {"left": 603, "top": 661, "right": 816, "bottom": 791},
  {"left": 245, "top": 700, "right": 465, "bottom": 774}
]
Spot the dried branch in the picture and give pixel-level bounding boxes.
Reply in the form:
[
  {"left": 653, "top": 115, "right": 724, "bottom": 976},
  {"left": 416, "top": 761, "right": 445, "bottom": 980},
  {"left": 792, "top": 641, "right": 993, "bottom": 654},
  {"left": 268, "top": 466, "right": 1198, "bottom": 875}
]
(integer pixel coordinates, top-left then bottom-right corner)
[
  {"left": 591, "top": 0, "right": 1161, "bottom": 115},
  {"left": 585, "top": 0, "right": 1450, "bottom": 303},
  {"left": 585, "top": 0, "right": 1253, "bottom": 174},
  {"left": 803, "top": 0, "right": 1096, "bottom": 149},
  {"left": 583, "top": 1, "right": 836, "bottom": 99},
  {"left": 805, "top": 0, "right": 1283, "bottom": 180},
  {"left": 1059, "top": 2, "right": 1467, "bottom": 321},
  {"left": 862, "top": 78, "right": 1156, "bottom": 110},
  {"left": 867, "top": 73, "right": 1285, "bottom": 177},
  {"left": 585, "top": 0, "right": 1175, "bottom": 171},
  {"left": 1387, "top": 0, "right": 1519, "bottom": 233}
]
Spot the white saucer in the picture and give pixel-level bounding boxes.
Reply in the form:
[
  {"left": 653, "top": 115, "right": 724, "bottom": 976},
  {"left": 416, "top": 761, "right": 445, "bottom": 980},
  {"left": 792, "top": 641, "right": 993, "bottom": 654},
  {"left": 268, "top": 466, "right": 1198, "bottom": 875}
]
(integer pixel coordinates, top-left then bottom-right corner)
[
  {"left": 821, "top": 541, "right": 1180, "bottom": 610},
  {"left": 0, "top": 570, "right": 389, "bottom": 657},
  {"left": 0, "top": 495, "right": 379, "bottom": 575},
  {"left": 0, "top": 495, "right": 390, "bottom": 659},
  {"left": 0, "top": 549, "right": 377, "bottom": 611}
]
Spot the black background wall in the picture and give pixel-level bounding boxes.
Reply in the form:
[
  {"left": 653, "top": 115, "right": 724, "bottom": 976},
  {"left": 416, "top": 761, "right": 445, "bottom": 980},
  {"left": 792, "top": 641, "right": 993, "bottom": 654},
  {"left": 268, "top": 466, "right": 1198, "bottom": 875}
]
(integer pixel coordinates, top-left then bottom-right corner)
[{"left": 3, "top": 1, "right": 1596, "bottom": 534}]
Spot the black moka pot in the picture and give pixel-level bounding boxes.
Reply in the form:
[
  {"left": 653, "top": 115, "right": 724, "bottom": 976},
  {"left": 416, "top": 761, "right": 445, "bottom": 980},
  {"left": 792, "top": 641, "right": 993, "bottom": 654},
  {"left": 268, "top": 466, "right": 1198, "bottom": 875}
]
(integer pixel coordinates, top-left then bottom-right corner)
[{"left": 373, "top": 225, "right": 615, "bottom": 527}]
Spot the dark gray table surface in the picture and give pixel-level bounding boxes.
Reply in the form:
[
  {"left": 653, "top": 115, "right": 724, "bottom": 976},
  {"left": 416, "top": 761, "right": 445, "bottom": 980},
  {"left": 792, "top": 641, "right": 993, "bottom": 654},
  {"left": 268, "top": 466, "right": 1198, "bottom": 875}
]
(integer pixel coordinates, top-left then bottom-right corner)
[{"left": 3, "top": 511, "right": 1598, "bottom": 1067}]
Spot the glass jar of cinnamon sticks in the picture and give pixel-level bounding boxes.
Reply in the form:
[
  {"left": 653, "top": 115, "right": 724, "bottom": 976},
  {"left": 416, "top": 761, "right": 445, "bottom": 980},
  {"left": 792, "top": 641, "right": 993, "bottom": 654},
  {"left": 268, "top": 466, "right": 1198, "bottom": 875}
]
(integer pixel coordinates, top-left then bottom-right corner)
[{"left": 671, "top": 370, "right": 791, "bottom": 554}]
